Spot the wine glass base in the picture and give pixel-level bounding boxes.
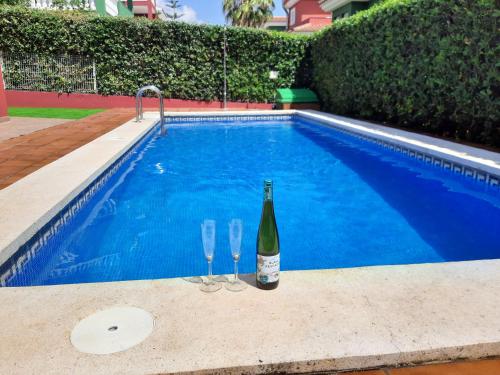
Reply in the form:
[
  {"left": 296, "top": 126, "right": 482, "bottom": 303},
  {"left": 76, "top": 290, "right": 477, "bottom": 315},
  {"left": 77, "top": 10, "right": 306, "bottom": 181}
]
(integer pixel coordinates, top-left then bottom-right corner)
[
  {"left": 213, "top": 275, "right": 229, "bottom": 283},
  {"left": 200, "top": 281, "right": 222, "bottom": 293},
  {"left": 225, "top": 280, "right": 247, "bottom": 292}
]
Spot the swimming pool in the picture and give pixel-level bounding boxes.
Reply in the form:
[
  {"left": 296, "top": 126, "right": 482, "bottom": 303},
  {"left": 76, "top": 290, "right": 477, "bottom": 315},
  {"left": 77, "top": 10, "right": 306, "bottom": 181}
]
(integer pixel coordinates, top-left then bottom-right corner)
[{"left": 3, "top": 114, "right": 500, "bottom": 286}]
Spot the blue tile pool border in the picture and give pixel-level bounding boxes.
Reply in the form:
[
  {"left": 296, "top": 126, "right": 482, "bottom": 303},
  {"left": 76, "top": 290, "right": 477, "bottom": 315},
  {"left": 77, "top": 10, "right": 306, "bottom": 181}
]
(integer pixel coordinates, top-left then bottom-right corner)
[
  {"left": 167, "top": 113, "right": 499, "bottom": 187},
  {"left": 0, "top": 124, "right": 160, "bottom": 286},
  {"left": 165, "top": 115, "right": 294, "bottom": 123},
  {"left": 296, "top": 114, "right": 500, "bottom": 188},
  {"left": 1, "top": 113, "right": 498, "bottom": 286}
]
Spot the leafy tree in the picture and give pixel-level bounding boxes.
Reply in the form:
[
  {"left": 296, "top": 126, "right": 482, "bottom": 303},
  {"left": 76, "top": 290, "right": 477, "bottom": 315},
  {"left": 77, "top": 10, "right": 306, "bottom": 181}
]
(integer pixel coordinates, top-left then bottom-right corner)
[
  {"left": 162, "top": 0, "right": 184, "bottom": 20},
  {"left": 0, "top": 6, "right": 309, "bottom": 103},
  {"left": 0, "top": 0, "right": 29, "bottom": 5},
  {"left": 46, "top": 0, "right": 90, "bottom": 10},
  {"left": 51, "top": 0, "right": 69, "bottom": 9},
  {"left": 223, "top": 0, "right": 274, "bottom": 28}
]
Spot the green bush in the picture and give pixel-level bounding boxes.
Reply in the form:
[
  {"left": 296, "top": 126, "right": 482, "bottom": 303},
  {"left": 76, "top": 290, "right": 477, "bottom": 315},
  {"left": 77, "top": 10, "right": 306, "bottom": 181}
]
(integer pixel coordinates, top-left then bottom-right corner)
[
  {"left": 311, "top": 0, "right": 499, "bottom": 146},
  {"left": 0, "top": 0, "right": 29, "bottom": 5},
  {"left": 0, "top": 7, "right": 309, "bottom": 102}
]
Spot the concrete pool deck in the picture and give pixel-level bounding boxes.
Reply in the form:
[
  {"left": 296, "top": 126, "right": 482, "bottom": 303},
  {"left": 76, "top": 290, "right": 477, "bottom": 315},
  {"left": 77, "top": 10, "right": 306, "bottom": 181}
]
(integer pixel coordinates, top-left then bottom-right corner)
[
  {"left": 0, "top": 261, "right": 499, "bottom": 374},
  {"left": 0, "top": 110, "right": 499, "bottom": 374},
  {"left": 0, "top": 116, "right": 70, "bottom": 142}
]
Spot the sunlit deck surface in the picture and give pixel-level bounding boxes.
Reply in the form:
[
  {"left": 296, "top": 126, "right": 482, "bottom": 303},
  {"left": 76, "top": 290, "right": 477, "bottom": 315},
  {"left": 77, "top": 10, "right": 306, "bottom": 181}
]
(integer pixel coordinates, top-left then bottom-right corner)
[{"left": 1, "top": 263, "right": 499, "bottom": 374}]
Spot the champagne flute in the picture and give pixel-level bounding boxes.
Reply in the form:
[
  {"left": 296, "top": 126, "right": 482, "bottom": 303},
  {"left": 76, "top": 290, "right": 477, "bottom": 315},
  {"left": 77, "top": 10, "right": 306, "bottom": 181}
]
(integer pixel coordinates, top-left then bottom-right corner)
[
  {"left": 200, "top": 219, "right": 221, "bottom": 293},
  {"left": 225, "top": 219, "right": 247, "bottom": 292}
]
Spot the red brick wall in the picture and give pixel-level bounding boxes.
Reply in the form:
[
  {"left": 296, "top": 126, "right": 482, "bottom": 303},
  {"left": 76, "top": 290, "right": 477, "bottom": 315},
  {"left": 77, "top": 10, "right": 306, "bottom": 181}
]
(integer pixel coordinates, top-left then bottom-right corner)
[{"left": 5, "top": 90, "right": 273, "bottom": 110}]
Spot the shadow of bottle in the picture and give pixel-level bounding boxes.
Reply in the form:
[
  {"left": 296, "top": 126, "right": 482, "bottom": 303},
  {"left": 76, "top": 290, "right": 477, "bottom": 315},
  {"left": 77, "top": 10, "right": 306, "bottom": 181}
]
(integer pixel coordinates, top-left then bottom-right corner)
[{"left": 238, "top": 273, "right": 258, "bottom": 289}]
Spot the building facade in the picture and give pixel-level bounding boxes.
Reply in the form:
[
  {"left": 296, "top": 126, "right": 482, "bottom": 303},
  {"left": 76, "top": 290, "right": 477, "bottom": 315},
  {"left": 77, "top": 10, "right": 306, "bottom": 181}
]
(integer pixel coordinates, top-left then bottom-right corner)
[
  {"left": 30, "top": 0, "right": 133, "bottom": 16},
  {"left": 320, "top": 0, "right": 382, "bottom": 20},
  {"left": 264, "top": 0, "right": 332, "bottom": 34},
  {"left": 284, "top": 0, "right": 332, "bottom": 33},
  {"left": 29, "top": 0, "right": 158, "bottom": 19},
  {"left": 120, "top": 0, "right": 159, "bottom": 19},
  {"left": 263, "top": 16, "right": 288, "bottom": 31}
]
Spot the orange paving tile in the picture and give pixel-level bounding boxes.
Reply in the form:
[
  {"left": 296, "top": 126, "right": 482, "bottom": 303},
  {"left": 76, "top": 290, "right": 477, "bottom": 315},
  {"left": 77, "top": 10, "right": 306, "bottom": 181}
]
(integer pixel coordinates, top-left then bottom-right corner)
[
  {"left": 387, "top": 359, "right": 500, "bottom": 375},
  {"left": 0, "top": 108, "right": 135, "bottom": 190},
  {"left": 314, "top": 359, "right": 500, "bottom": 374}
]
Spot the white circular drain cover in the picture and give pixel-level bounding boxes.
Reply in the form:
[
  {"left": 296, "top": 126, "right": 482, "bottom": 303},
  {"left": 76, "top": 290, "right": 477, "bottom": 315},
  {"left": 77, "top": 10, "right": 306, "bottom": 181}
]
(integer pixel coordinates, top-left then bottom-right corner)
[{"left": 71, "top": 306, "right": 154, "bottom": 355}]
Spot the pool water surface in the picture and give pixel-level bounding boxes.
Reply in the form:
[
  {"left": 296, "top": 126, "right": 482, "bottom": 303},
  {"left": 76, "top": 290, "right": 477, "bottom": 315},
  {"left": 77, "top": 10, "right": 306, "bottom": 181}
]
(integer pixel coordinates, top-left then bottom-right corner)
[{"left": 6, "top": 117, "right": 500, "bottom": 286}]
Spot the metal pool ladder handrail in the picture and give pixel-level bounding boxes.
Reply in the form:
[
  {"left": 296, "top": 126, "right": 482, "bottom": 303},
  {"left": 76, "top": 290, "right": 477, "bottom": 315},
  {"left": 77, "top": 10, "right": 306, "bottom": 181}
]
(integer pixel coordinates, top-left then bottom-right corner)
[{"left": 136, "top": 85, "right": 166, "bottom": 135}]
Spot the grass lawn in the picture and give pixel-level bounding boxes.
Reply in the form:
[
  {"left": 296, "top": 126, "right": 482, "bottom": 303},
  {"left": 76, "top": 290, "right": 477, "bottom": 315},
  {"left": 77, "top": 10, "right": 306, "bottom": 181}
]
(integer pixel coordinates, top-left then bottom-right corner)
[{"left": 8, "top": 107, "right": 105, "bottom": 120}]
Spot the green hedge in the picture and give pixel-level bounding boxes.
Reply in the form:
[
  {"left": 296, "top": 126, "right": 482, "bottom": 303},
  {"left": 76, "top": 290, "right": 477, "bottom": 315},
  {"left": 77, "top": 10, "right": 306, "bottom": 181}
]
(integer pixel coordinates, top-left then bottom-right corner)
[
  {"left": 311, "top": 0, "right": 499, "bottom": 146},
  {"left": 0, "top": 7, "right": 309, "bottom": 102}
]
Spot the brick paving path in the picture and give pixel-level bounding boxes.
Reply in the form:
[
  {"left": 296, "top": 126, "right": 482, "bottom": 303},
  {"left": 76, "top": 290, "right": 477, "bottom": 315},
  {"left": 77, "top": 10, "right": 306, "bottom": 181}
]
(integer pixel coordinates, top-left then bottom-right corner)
[
  {"left": 342, "top": 358, "right": 499, "bottom": 374},
  {"left": 0, "top": 108, "right": 135, "bottom": 190}
]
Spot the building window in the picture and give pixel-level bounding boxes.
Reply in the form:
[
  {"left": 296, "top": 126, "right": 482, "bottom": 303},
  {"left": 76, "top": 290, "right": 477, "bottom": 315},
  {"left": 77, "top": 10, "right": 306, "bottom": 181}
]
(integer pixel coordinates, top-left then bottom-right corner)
[{"left": 290, "top": 8, "right": 296, "bottom": 26}]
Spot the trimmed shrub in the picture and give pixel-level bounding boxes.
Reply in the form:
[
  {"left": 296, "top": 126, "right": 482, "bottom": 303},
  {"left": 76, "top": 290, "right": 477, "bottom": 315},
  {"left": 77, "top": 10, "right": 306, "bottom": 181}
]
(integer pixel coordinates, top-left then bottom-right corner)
[
  {"left": 0, "top": 0, "right": 29, "bottom": 5},
  {"left": 311, "top": 0, "right": 499, "bottom": 146},
  {"left": 0, "top": 7, "right": 310, "bottom": 102}
]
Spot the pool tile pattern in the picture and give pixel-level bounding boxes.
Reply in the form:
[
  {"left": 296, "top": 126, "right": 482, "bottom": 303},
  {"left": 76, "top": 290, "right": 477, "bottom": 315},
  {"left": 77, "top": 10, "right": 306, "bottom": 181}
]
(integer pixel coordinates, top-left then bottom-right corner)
[
  {"left": 0, "top": 122, "right": 156, "bottom": 286},
  {"left": 166, "top": 113, "right": 500, "bottom": 188},
  {"left": 303, "top": 115, "right": 500, "bottom": 188},
  {"left": 166, "top": 114, "right": 293, "bottom": 122}
]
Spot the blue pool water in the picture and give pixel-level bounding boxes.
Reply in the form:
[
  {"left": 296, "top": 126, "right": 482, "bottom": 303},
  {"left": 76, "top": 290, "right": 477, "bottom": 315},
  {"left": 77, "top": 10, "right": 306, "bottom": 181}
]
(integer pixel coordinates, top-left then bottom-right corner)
[{"left": 5, "top": 117, "right": 500, "bottom": 286}]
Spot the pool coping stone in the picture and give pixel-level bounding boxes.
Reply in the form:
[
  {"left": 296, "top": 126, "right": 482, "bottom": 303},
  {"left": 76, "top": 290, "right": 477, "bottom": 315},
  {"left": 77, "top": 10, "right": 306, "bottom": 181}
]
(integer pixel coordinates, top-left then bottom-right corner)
[{"left": 0, "top": 261, "right": 499, "bottom": 374}]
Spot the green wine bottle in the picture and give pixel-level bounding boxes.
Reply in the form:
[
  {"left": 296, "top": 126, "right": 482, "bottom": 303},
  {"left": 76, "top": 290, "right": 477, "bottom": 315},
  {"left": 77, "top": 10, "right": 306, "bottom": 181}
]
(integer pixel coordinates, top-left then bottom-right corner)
[{"left": 256, "top": 180, "right": 280, "bottom": 290}]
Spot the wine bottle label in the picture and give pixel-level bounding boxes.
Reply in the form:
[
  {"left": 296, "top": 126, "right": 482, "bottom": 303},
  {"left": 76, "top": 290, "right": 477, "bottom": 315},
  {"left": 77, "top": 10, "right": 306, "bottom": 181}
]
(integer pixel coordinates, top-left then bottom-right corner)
[{"left": 257, "top": 254, "right": 280, "bottom": 284}]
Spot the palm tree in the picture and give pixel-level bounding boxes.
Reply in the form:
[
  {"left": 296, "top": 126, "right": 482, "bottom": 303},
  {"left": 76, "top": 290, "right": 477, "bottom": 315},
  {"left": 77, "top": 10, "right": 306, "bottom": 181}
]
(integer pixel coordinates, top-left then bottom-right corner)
[
  {"left": 223, "top": 0, "right": 275, "bottom": 28},
  {"left": 162, "top": 0, "right": 184, "bottom": 21}
]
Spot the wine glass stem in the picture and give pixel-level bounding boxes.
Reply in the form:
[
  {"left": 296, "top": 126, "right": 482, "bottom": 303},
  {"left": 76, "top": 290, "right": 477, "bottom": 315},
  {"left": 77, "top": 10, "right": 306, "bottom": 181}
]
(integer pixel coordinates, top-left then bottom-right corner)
[
  {"left": 208, "top": 260, "right": 213, "bottom": 282},
  {"left": 234, "top": 260, "right": 238, "bottom": 281}
]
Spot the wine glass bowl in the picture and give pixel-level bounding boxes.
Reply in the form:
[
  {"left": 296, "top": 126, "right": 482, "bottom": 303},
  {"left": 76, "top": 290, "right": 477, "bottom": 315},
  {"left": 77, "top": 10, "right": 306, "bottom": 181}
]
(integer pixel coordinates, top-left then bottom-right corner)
[
  {"left": 225, "top": 219, "right": 247, "bottom": 292},
  {"left": 200, "top": 219, "right": 221, "bottom": 293}
]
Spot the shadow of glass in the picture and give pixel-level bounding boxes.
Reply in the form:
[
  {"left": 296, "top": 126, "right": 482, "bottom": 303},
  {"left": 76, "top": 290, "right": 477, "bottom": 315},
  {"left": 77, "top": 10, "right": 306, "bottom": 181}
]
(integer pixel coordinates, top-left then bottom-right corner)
[
  {"left": 182, "top": 276, "right": 203, "bottom": 284},
  {"left": 238, "top": 273, "right": 258, "bottom": 288}
]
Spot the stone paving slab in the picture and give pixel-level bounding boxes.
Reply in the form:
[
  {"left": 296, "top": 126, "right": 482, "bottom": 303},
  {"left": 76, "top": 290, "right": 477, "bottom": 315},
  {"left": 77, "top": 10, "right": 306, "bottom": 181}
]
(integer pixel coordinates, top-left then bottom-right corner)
[
  {"left": 0, "top": 116, "right": 70, "bottom": 142},
  {"left": 0, "top": 261, "right": 499, "bottom": 375}
]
